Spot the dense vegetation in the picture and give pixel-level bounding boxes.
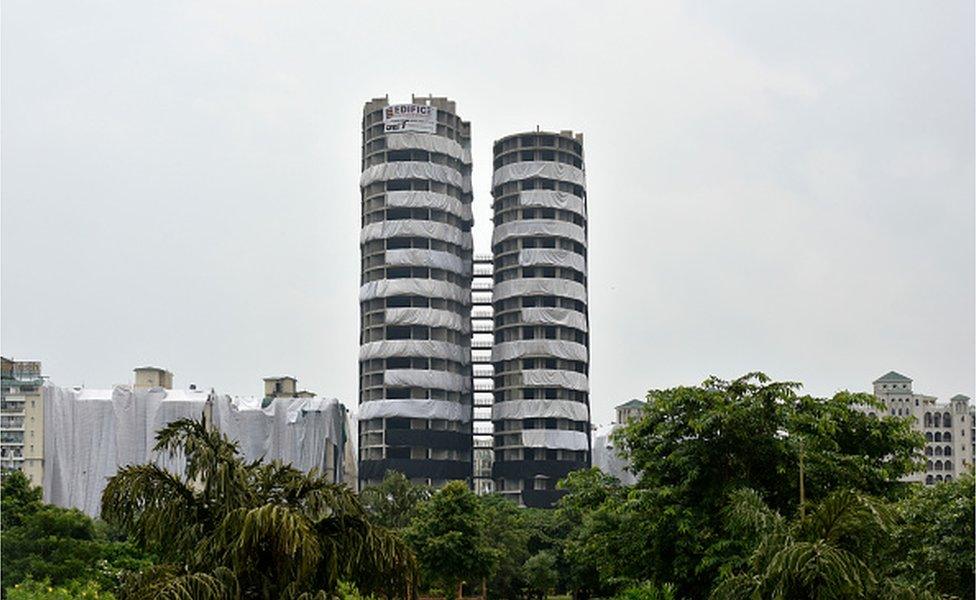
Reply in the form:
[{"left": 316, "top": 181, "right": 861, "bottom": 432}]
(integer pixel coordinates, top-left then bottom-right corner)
[{"left": 1, "top": 373, "right": 972, "bottom": 599}]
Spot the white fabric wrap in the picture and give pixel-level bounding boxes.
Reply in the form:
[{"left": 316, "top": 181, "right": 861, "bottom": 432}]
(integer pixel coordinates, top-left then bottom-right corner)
[
  {"left": 520, "top": 190, "right": 586, "bottom": 215},
  {"left": 491, "top": 221, "right": 586, "bottom": 246},
  {"left": 518, "top": 249, "right": 586, "bottom": 273},
  {"left": 384, "top": 133, "right": 466, "bottom": 162},
  {"left": 42, "top": 384, "right": 349, "bottom": 516},
  {"left": 492, "top": 162, "right": 586, "bottom": 187},
  {"left": 360, "top": 162, "right": 463, "bottom": 189},
  {"left": 520, "top": 429, "right": 590, "bottom": 451},
  {"left": 360, "top": 340, "right": 470, "bottom": 364},
  {"left": 592, "top": 423, "right": 638, "bottom": 485},
  {"left": 491, "top": 340, "right": 588, "bottom": 362},
  {"left": 385, "top": 191, "right": 472, "bottom": 221},
  {"left": 359, "top": 279, "right": 469, "bottom": 304},
  {"left": 385, "top": 248, "right": 468, "bottom": 274},
  {"left": 520, "top": 307, "right": 588, "bottom": 332},
  {"left": 383, "top": 370, "right": 470, "bottom": 392},
  {"left": 385, "top": 307, "right": 468, "bottom": 332},
  {"left": 492, "top": 399, "right": 590, "bottom": 421},
  {"left": 358, "top": 399, "right": 470, "bottom": 422},
  {"left": 493, "top": 279, "right": 587, "bottom": 303},
  {"left": 361, "top": 221, "right": 472, "bottom": 249},
  {"left": 521, "top": 369, "right": 589, "bottom": 391}
]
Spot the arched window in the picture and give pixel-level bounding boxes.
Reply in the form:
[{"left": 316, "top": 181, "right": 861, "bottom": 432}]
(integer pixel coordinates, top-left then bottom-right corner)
[
  {"left": 934, "top": 460, "right": 943, "bottom": 471},
  {"left": 934, "top": 413, "right": 942, "bottom": 427},
  {"left": 935, "top": 432, "right": 942, "bottom": 442},
  {"left": 925, "top": 432, "right": 933, "bottom": 442},
  {"left": 926, "top": 474, "right": 934, "bottom": 485},
  {"left": 944, "top": 432, "right": 952, "bottom": 442},
  {"left": 926, "top": 460, "right": 934, "bottom": 470},
  {"left": 924, "top": 412, "right": 932, "bottom": 427},
  {"left": 943, "top": 412, "right": 952, "bottom": 427},
  {"left": 925, "top": 446, "right": 933, "bottom": 456},
  {"left": 897, "top": 409, "right": 902, "bottom": 416},
  {"left": 945, "top": 475, "right": 953, "bottom": 482},
  {"left": 936, "top": 475, "right": 943, "bottom": 482},
  {"left": 891, "top": 409, "right": 896, "bottom": 416},
  {"left": 868, "top": 412, "right": 876, "bottom": 418},
  {"left": 944, "top": 446, "right": 952, "bottom": 458},
  {"left": 935, "top": 446, "right": 943, "bottom": 456}
]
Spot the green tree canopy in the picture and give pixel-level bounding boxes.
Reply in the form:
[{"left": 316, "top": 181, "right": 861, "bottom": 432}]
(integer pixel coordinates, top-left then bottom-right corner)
[
  {"left": 101, "top": 417, "right": 416, "bottom": 599},
  {"left": 1, "top": 472, "right": 149, "bottom": 593},
  {"left": 575, "top": 373, "right": 923, "bottom": 597},
  {"left": 405, "top": 481, "right": 493, "bottom": 599},
  {"left": 359, "top": 470, "right": 431, "bottom": 530}
]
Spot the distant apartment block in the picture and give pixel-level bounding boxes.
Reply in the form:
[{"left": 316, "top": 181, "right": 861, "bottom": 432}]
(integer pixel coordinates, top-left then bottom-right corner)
[
  {"left": 871, "top": 371, "right": 974, "bottom": 485},
  {"left": 592, "top": 399, "right": 645, "bottom": 486},
  {"left": 0, "top": 357, "right": 45, "bottom": 486}
]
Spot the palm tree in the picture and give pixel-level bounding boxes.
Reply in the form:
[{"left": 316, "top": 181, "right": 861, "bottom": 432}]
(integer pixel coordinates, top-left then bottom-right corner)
[
  {"left": 711, "top": 488, "right": 949, "bottom": 600},
  {"left": 102, "top": 417, "right": 416, "bottom": 599}
]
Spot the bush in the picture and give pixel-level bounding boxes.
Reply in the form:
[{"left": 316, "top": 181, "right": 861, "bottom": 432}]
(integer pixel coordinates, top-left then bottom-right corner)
[{"left": 613, "top": 582, "right": 677, "bottom": 600}]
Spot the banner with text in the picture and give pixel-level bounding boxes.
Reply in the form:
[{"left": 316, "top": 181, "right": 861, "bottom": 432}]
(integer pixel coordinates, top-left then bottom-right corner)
[{"left": 384, "top": 104, "right": 438, "bottom": 134}]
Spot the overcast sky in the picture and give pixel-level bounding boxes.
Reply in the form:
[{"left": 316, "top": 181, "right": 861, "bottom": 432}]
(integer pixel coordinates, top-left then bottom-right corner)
[{"left": 2, "top": 1, "right": 973, "bottom": 425}]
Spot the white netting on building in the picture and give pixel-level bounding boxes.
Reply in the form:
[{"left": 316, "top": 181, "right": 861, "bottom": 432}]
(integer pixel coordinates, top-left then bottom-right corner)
[{"left": 42, "top": 383, "right": 352, "bottom": 516}]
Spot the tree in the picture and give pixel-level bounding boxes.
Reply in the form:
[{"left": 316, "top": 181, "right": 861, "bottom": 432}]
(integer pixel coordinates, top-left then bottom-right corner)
[
  {"left": 891, "top": 471, "right": 975, "bottom": 598},
  {"left": 405, "top": 481, "right": 493, "bottom": 599},
  {"left": 595, "top": 373, "right": 922, "bottom": 596},
  {"left": 2, "top": 471, "right": 43, "bottom": 529},
  {"left": 479, "top": 494, "right": 531, "bottom": 600},
  {"left": 522, "top": 552, "right": 557, "bottom": 600},
  {"left": 7, "top": 578, "right": 116, "bottom": 600},
  {"left": 360, "top": 470, "right": 431, "bottom": 530},
  {"left": 1, "top": 473, "right": 149, "bottom": 593},
  {"left": 101, "top": 417, "right": 416, "bottom": 599},
  {"left": 712, "top": 488, "right": 946, "bottom": 599}
]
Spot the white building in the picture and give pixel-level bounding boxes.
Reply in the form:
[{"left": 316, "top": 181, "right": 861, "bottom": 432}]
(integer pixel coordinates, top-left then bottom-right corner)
[
  {"left": 1, "top": 357, "right": 45, "bottom": 486},
  {"left": 871, "top": 371, "right": 974, "bottom": 485},
  {"left": 592, "top": 399, "right": 645, "bottom": 486}
]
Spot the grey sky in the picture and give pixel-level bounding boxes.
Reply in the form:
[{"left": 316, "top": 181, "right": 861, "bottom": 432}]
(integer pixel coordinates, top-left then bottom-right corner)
[{"left": 2, "top": 1, "right": 973, "bottom": 425}]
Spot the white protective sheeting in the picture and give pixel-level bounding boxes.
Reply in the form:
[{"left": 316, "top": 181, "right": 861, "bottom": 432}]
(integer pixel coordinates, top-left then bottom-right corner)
[
  {"left": 520, "top": 307, "right": 588, "bottom": 332},
  {"left": 520, "top": 429, "right": 590, "bottom": 451},
  {"left": 385, "top": 307, "right": 468, "bottom": 333},
  {"left": 493, "top": 279, "right": 587, "bottom": 304},
  {"left": 492, "top": 162, "right": 586, "bottom": 187},
  {"left": 491, "top": 340, "right": 588, "bottom": 362},
  {"left": 385, "top": 191, "right": 473, "bottom": 221},
  {"left": 361, "top": 221, "right": 473, "bottom": 249},
  {"left": 359, "top": 340, "right": 471, "bottom": 363},
  {"left": 519, "top": 190, "right": 586, "bottom": 215},
  {"left": 383, "top": 369, "right": 470, "bottom": 392},
  {"left": 358, "top": 399, "right": 470, "bottom": 422},
  {"left": 521, "top": 369, "right": 589, "bottom": 391},
  {"left": 518, "top": 249, "right": 587, "bottom": 274},
  {"left": 360, "top": 162, "right": 463, "bottom": 189},
  {"left": 359, "top": 279, "right": 469, "bottom": 304},
  {"left": 385, "top": 133, "right": 467, "bottom": 163},
  {"left": 43, "top": 384, "right": 349, "bottom": 517},
  {"left": 492, "top": 399, "right": 590, "bottom": 421},
  {"left": 385, "top": 248, "right": 468, "bottom": 275},
  {"left": 491, "top": 221, "right": 586, "bottom": 246},
  {"left": 592, "top": 423, "right": 637, "bottom": 485}
]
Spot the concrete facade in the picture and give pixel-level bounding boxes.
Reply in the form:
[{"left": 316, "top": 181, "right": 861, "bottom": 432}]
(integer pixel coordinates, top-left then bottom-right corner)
[
  {"left": 358, "top": 95, "right": 474, "bottom": 489},
  {"left": 871, "top": 371, "right": 974, "bottom": 485},
  {"left": 0, "top": 357, "right": 45, "bottom": 486},
  {"left": 133, "top": 366, "right": 173, "bottom": 390},
  {"left": 490, "top": 130, "right": 592, "bottom": 507}
]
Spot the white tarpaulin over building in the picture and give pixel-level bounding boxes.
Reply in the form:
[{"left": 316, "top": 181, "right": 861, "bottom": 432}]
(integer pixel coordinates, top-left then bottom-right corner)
[
  {"left": 592, "top": 422, "right": 637, "bottom": 486},
  {"left": 42, "top": 383, "right": 353, "bottom": 516}
]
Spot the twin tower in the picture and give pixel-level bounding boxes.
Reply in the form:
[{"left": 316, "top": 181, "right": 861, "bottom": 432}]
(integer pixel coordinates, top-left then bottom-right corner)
[{"left": 358, "top": 95, "right": 591, "bottom": 508}]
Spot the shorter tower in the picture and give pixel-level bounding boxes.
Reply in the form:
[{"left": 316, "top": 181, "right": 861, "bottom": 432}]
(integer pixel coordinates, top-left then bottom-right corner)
[{"left": 490, "top": 130, "right": 592, "bottom": 507}]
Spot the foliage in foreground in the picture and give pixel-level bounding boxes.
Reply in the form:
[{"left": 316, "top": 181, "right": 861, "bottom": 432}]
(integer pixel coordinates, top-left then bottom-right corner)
[
  {"left": 101, "top": 417, "right": 416, "bottom": 599},
  {"left": 1, "top": 471, "right": 150, "bottom": 594},
  {"left": 6, "top": 578, "right": 116, "bottom": 600}
]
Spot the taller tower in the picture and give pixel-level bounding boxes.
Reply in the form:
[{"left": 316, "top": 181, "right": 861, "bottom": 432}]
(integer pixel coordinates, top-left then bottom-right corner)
[
  {"left": 489, "top": 130, "right": 591, "bottom": 507},
  {"left": 358, "top": 96, "right": 474, "bottom": 489}
]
